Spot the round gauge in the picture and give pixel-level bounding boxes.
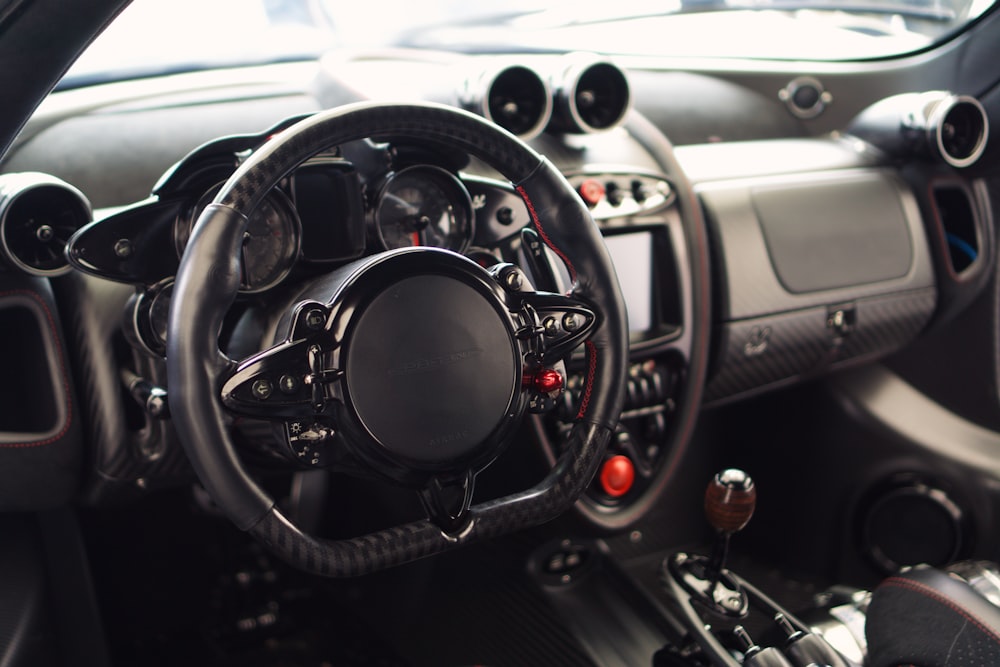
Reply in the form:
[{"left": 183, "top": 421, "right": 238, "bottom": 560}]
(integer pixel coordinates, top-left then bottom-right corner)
[
  {"left": 374, "top": 165, "right": 474, "bottom": 252},
  {"left": 124, "top": 277, "right": 174, "bottom": 357},
  {"left": 148, "top": 279, "right": 174, "bottom": 349},
  {"left": 175, "top": 183, "right": 301, "bottom": 293},
  {"left": 466, "top": 247, "right": 502, "bottom": 268}
]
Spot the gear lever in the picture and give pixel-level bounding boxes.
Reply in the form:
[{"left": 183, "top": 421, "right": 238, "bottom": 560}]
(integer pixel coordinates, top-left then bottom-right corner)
[
  {"left": 704, "top": 468, "right": 756, "bottom": 588},
  {"left": 666, "top": 468, "right": 756, "bottom": 618},
  {"left": 662, "top": 469, "right": 849, "bottom": 667}
]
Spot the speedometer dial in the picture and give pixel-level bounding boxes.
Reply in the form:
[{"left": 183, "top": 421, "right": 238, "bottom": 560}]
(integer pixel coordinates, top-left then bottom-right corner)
[
  {"left": 374, "top": 165, "right": 474, "bottom": 252},
  {"left": 176, "top": 183, "right": 301, "bottom": 293}
]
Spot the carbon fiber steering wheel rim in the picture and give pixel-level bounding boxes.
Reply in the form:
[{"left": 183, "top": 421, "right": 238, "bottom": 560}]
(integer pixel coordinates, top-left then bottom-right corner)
[{"left": 166, "top": 102, "right": 628, "bottom": 576}]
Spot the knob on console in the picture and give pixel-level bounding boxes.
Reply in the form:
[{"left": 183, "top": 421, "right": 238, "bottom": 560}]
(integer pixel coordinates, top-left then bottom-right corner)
[{"left": 705, "top": 468, "right": 757, "bottom": 534}]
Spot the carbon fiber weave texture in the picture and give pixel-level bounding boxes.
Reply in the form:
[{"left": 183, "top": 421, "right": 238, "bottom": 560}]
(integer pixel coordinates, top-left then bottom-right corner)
[{"left": 250, "top": 421, "right": 612, "bottom": 576}]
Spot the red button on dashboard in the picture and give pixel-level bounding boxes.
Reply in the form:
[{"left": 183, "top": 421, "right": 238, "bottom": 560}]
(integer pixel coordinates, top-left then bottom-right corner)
[
  {"left": 599, "top": 455, "right": 635, "bottom": 498},
  {"left": 577, "top": 178, "right": 605, "bottom": 207}
]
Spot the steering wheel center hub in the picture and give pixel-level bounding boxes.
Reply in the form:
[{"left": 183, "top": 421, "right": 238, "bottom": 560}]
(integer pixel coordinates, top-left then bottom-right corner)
[{"left": 343, "top": 268, "right": 520, "bottom": 470}]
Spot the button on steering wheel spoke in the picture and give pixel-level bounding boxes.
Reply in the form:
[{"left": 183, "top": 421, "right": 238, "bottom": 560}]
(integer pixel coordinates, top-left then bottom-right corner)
[
  {"left": 221, "top": 338, "right": 340, "bottom": 421},
  {"left": 519, "top": 291, "right": 597, "bottom": 361}
]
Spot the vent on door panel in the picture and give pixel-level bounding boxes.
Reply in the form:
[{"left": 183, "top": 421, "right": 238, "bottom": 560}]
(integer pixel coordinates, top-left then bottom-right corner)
[
  {"left": 0, "top": 301, "right": 59, "bottom": 435},
  {"left": 932, "top": 184, "right": 979, "bottom": 275}
]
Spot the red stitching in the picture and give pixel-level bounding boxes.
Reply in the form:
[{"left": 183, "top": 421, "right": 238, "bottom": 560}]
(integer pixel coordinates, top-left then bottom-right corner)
[
  {"left": 513, "top": 185, "right": 596, "bottom": 419},
  {"left": 575, "top": 340, "right": 597, "bottom": 419},
  {"left": 0, "top": 289, "right": 73, "bottom": 448},
  {"left": 882, "top": 577, "right": 1000, "bottom": 647},
  {"left": 516, "top": 185, "right": 578, "bottom": 285}
]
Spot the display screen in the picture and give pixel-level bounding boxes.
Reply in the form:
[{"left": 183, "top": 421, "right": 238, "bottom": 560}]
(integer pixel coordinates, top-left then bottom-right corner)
[{"left": 603, "top": 231, "right": 653, "bottom": 333}]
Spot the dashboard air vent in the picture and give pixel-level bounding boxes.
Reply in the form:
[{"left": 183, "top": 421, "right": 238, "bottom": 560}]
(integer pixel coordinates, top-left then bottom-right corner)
[
  {"left": 463, "top": 65, "right": 552, "bottom": 140},
  {"left": 550, "top": 56, "right": 631, "bottom": 134},
  {"left": 932, "top": 183, "right": 980, "bottom": 274},
  {"left": 847, "top": 91, "right": 989, "bottom": 169},
  {"left": 0, "top": 173, "right": 92, "bottom": 276},
  {"left": 933, "top": 95, "right": 989, "bottom": 168},
  {"left": 778, "top": 76, "right": 832, "bottom": 119}
]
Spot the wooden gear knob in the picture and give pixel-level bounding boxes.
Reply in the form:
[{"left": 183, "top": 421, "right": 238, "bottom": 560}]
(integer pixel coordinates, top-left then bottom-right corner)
[{"left": 704, "top": 468, "right": 756, "bottom": 534}]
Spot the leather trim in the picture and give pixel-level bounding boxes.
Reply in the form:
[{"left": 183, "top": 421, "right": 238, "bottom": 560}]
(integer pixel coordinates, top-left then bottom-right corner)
[
  {"left": 0, "top": 288, "right": 71, "bottom": 448},
  {"left": 867, "top": 566, "right": 1000, "bottom": 667},
  {"left": 881, "top": 575, "right": 1000, "bottom": 645}
]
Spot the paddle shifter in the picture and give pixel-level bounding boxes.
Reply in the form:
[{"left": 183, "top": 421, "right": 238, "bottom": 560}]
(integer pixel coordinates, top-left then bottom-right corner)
[{"left": 661, "top": 469, "right": 849, "bottom": 667}]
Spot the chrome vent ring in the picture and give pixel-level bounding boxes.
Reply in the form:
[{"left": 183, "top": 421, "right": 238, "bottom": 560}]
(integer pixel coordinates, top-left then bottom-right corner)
[
  {"left": 0, "top": 173, "right": 92, "bottom": 276},
  {"left": 932, "top": 95, "right": 989, "bottom": 168}
]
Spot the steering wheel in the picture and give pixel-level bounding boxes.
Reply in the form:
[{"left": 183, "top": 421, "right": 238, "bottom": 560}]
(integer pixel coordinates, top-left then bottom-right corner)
[{"left": 166, "top": 102, "right": 628, "bottom": 577}]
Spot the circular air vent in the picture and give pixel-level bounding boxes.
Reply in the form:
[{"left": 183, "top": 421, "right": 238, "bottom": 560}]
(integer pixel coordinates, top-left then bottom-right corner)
[
  {"left": 931, "top": 95, "right": 989, "bottom": 168},
  {"left": 859, "top": 475, "right": 968, "bottom": 573},
  {"left": 0, "top": 173, "right": 91, "bottom": 276},
  {"left": 464, "top": 65, "right": 552, "bottom": 140},
  {"left": 550, "top": 56, "right": 631, "bottom": 134},
  {"left": 778, "top": 76, "right": 832, "bottom": 119}
]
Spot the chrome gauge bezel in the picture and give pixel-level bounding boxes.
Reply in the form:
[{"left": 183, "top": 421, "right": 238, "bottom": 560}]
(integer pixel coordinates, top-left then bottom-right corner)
[
  {"left": 373, "top": 165, "right": 475, "bottom": 253},
  {"left": 126, "top": 276, "right": 175, "bottom": 358},
  {"left": 175, "top": 182, "right": 302, "bottom": 294}
]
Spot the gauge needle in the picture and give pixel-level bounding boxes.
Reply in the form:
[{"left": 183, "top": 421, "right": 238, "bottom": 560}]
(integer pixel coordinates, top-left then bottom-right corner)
[{"left": 411, "top": 214, "right": 430, "bottom": 247}]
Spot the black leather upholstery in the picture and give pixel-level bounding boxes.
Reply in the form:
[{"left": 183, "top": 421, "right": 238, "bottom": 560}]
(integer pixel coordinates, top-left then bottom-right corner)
[{"left": 867, "top": 565, "right": 1000, "bottom": 666}]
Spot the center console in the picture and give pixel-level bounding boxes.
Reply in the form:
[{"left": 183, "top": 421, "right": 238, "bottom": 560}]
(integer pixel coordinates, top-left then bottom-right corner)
[
  {"left": 661, "top": 469, "right": 852, "bottom": 667},
  {"left": 533, "top": 167, "right": 697, "bottom": 521},
  {"left": 527, "top": 467, "right": 871, "bottom": 667}
]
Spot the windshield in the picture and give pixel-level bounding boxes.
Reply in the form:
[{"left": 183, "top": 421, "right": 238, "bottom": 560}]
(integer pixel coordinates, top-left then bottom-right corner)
[{"left": 61, "top": 0, "right": 996, "bottom": 87}]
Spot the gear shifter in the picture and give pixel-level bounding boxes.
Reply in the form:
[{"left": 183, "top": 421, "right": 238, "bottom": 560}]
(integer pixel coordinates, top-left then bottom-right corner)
[
  {"left": 703, "top": 468, "right": 756, "bottom": 588},
  {"left": 666, "top": 468, "right": 756, "bottom": 618},
  {"left": 662, "top": 469, "right": 849, "bottom": 667}
]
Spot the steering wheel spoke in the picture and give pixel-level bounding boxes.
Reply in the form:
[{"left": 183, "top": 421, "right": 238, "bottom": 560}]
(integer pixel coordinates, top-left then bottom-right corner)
[
  {"left": 518, "top": 290, "right": 597, "bottom": 361},
  {"left": 220, "top": 299, "right": 345, "bottom": 420},
  {"left": 418, "top": 471, "right": 476, "bottom": 536},
  {"left": 221, "top": 337, "right": 341, "bottom": 421}
]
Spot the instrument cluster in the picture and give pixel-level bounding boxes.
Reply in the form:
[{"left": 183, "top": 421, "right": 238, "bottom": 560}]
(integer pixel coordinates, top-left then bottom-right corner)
[{"left": 65, "top": 133, "right": 529, "bottom": 358}]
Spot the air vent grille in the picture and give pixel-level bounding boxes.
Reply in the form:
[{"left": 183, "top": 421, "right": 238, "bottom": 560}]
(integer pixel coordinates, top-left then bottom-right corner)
[
  {"left": 0, "top": 173, "right": 91, "bottom": 276},
  {"left": 463, "top": 65, "right": 551, "bottom": 140},
  {"left": 932, "top": 183, "right": 979, "bottom": 274},
  {"left": 485, "top": 66, "right": 552, "bottom": 139},
  {"left": 550, "top": 58, "right": 631, "bottom": 134},
  {"left": 934, "top": 96, "right": 989, "bottom": 168}
]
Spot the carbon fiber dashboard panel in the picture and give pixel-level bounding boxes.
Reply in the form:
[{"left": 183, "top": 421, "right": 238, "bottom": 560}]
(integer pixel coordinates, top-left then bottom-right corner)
[
  {"left": 705, "top": 307, "right": 830, "bottom": 403},
  {"left": 54, "top": 273, "right": 193, "bottom": 503},
  {"left": 705, "top": 288, "right": 936, "bottom": 404},
  {"left": 694, "top": 163, "right": 937, "bottom": 405}
]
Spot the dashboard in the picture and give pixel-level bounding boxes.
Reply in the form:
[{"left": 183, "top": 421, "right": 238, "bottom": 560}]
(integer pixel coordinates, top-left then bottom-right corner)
[
  {"left": 7, "top": 2, "right": 1000, "bottom": 664},
  {"left": 0, "top": 45, "right": 994, "bottom": 528}
]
